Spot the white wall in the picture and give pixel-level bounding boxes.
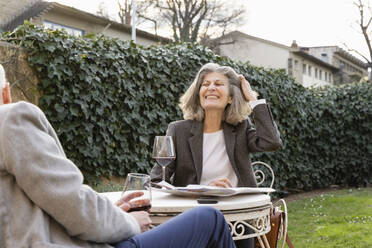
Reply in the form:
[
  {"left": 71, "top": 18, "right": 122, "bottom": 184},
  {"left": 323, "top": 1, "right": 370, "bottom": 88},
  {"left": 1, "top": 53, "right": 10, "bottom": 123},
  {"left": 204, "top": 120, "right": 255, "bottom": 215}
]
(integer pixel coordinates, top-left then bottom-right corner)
[
  {"left": 36, "top": 9, "right": 161, "bottom": 47},
  {"left": 217, "top": 35, "right": 290, "bottom": 71},
  {"left": 103, "top": 29, "right": 157, "bottom": 47},
  {"left": 301, "top": 59, "right": 333, "bottom": 87}
]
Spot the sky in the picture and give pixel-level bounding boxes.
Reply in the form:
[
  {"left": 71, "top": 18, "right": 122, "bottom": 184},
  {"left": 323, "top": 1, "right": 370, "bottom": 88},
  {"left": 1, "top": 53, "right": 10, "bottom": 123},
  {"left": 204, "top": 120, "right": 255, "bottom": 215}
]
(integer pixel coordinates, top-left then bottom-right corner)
[{"left": 47, "top": 0, "right": 371, "bottom": 62}]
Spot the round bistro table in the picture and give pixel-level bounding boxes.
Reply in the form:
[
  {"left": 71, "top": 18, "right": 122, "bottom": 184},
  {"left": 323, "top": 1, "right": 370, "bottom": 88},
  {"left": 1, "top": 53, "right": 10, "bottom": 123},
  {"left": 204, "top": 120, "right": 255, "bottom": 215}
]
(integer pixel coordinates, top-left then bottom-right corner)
[{"left": 101, "top": 190, "right": 272, "bottom": 243}]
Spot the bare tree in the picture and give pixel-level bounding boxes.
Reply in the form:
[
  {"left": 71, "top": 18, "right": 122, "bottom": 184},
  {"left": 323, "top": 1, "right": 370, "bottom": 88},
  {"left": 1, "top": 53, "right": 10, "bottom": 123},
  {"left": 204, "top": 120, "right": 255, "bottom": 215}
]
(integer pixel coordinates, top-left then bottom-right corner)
[
  {"left": 346, "top": 0, "right": 372, "bottom": 81},
  {"left": 118, "top": 0, "right": 245, "bottom": 43},
  {"left": 150, "top": 0, "right": 246, "bottom": 43},
  {"left": 118, "top": 0, "right": 132, "bottom": 25},
  {"left": 96, "top": 1, "right": 111, "bottom": 19},
  {"left": 117, "top": 0, "right": 160, "bottom": 35}
]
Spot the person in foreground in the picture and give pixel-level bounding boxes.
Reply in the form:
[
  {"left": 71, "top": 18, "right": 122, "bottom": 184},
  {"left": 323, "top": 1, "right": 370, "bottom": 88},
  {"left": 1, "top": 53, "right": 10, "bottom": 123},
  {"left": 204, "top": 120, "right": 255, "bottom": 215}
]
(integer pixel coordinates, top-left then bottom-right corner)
[
  {"left": 150, "top": 63, "right": 282, "bottom": 248},
  {"left": 0, "top": 64, "right": 236, "bottom": 248}
]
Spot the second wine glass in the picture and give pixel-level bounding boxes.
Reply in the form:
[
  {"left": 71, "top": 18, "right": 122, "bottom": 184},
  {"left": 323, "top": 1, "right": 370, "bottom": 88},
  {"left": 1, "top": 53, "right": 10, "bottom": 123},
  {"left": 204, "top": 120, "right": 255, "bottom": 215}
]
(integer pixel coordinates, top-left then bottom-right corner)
[
  {"left": 122, "top": 173, "right": 152, "bottom": 212},
  {"left": 152, "top": 136, "right": 176, "bottom": 182}
]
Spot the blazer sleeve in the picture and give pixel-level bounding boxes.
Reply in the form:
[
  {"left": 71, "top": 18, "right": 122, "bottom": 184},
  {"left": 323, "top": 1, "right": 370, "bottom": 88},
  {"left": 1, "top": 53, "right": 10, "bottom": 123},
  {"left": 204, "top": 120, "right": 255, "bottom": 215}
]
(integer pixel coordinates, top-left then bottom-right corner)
[
  {"left": 150, "top": 122, "right": 177, "bottom": 184},
  {"left": 0, "top": 102, "right": 140, "bottom": 243},
  {"left": 246, "top": 103, "right": 282, "bottom": 152}
]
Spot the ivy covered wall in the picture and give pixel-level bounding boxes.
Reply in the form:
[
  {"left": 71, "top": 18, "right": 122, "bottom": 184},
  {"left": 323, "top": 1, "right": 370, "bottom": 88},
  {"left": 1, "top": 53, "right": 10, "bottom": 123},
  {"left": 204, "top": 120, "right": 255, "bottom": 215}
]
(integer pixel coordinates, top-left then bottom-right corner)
[{"left": 2, "top": 23, "right": 371, "bottom": 190}]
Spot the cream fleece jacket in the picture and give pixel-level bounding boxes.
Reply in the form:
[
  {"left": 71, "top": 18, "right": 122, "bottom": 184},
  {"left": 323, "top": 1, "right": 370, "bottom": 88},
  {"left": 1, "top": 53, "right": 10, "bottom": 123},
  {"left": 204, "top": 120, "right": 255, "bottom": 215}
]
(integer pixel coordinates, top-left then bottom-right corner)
[{"left": 0, "top": 102, "right": 140, "bottom": 248}]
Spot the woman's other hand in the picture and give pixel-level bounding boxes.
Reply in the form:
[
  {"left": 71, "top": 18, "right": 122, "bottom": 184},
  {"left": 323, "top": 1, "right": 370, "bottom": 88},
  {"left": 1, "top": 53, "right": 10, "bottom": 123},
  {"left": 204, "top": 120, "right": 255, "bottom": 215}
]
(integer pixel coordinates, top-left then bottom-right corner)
[
  {"left": 239, "top": 75, "right": 258, "bottom": 101},
  {"left": 207, "top": 178, "right": 232, "bottom": 188}
]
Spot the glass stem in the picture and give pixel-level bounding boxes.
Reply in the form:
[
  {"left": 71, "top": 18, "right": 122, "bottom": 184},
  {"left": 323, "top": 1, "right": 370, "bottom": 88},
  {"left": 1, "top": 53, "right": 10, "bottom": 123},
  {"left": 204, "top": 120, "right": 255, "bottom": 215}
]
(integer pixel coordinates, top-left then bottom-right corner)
[{"left": 162, "top": 166, "right": 166, "bottom": 181}]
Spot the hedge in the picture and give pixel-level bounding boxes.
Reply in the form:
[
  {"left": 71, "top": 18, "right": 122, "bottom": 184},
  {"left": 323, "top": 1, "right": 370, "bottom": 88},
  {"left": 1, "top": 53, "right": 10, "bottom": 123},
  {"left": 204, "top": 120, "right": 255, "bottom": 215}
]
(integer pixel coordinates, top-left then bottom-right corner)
[{"left": 2, "top": 23, "right": 371, "bottom": 190}]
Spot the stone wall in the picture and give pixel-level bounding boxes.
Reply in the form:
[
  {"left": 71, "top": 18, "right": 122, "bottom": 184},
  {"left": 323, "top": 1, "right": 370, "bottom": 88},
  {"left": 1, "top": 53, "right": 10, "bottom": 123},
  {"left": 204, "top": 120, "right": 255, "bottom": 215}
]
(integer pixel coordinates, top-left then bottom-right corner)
[{"left": 0, "top": 41, "right": 39, "bottom": 104}]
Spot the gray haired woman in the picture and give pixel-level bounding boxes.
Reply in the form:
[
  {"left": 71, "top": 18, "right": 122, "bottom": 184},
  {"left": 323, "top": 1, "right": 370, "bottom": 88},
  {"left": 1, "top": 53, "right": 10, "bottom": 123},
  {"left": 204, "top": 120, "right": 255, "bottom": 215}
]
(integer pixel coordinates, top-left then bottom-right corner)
[
  {"left": 151, "top": 63, "right": 281, "bottom": 248},
  {"left": 151, "top": 62, "right": 282, "bottom": 188}
]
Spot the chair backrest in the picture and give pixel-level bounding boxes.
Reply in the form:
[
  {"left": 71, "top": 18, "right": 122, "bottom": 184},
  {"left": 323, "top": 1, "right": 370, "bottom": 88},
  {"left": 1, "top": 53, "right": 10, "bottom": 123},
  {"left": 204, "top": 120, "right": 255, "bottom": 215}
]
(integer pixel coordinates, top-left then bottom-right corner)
[
  {"left": 252, "top": 161, "right": 275, "bottom": 189},
  {"left": 253, "top": 162, "right": 291, "bottom": 248}
]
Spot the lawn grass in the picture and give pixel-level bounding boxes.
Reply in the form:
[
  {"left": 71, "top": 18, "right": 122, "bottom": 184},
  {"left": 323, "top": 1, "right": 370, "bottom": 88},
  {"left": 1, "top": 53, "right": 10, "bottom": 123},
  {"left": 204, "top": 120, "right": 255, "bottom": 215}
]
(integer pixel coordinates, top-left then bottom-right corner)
[
  {"left": 93, "top": 181, "right": 123, "bottom": 192},
  {"left": 286, "top": 187, "right": 372, "bottom": 248}
]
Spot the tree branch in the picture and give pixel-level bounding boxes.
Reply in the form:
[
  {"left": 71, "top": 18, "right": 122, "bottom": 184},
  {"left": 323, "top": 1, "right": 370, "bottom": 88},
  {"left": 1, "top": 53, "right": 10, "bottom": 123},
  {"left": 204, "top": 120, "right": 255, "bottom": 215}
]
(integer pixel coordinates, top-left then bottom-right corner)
[
  {"left": 355, "top": 0, "right": 372, "bottom": 67},
  {"left": 343, "top": 42, "right": 371, "bottom": 63}
]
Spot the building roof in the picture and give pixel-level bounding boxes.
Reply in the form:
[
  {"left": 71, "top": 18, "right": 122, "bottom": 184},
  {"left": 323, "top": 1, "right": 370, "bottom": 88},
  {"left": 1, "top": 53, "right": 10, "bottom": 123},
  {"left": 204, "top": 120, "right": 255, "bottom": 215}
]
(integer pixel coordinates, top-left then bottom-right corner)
[
  {"left": 214, "top": 30, "right": 291, "bottom": 50},
  {"left": 214, "top": 31, "right": 338, "bottom": 70},
  {"left": 306, "top": 46, "right": 367, "bottom": 69},
  {"left": 1, "top": 1, "right": 171, "bottom": 44},
  {"left": 292, "top": 50, "right": 339, "bottom": 71}
]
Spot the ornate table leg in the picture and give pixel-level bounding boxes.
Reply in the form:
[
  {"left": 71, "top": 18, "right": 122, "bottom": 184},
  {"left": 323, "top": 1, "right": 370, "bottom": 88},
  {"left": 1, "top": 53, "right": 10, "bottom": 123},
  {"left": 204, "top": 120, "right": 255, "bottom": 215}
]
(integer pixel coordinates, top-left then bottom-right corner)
[
  {"left": 228, "top": 213, "right": 271, "bottom": 240},
  {"left": 262, "top": 235, "right": 271, "bottom": 248}
]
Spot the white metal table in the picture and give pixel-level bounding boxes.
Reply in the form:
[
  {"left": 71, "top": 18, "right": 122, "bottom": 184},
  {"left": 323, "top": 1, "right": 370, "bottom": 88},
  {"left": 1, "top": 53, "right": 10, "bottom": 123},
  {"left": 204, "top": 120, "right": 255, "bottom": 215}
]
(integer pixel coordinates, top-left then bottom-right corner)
[{"left": 101, "top": 190, "right": 272, "bottom": 242}]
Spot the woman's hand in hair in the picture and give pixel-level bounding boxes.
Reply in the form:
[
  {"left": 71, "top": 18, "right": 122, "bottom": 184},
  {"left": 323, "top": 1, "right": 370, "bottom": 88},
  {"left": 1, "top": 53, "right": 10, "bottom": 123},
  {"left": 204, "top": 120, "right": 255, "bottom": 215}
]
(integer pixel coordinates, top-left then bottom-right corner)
[{"left": 239, "top": 75, "right": 258, "bottom": 102}]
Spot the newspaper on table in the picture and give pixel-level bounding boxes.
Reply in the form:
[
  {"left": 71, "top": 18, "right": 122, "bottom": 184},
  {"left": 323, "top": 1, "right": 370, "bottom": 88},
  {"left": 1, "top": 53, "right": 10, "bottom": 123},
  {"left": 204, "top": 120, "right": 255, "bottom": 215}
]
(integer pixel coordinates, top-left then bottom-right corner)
[{"left": 152, "top": 181, "right": 275, "bottom": 197}]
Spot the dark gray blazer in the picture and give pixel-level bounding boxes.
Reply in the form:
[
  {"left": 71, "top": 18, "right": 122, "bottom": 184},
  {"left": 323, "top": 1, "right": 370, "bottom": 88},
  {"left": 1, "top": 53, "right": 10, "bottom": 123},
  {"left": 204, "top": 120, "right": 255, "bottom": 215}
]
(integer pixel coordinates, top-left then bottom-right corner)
[{"left": 150, "top": 104, "right": 282, "bottom": 187}]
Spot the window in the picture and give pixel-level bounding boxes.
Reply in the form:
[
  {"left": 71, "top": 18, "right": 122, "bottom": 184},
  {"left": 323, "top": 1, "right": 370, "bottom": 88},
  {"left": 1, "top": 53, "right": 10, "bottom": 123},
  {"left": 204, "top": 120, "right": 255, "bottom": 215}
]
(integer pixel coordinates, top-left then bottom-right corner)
[
  {"left": 325, "top": 72, "right": 328, "bottom": 82},
  {"left": 315, "top": 68, "right": 318, "bottom": 78},
  {"left": 294, "top": 60, "right": 298, "bottom": 70},
  {"left": 288, "top": 58, "right": 293, "bottom": 68},
  {"left": 319, "top": 70, "right": 322, "bottom": 80},
  {"left": 303, "top": 64, "right": 307, "bottom": 74},
  {"left": 329, "top": 74, "right": 332, "bottom": 83},
  {"left": 43, "top": 21, "right": 84, "bottom": 36},
  {"left": 287, "top": 58, "right": 293, "bottom": 75},
  {"left": 321, "top": 53, "right": 328, "bottom": 62},
  {"left": 308, "top": 65, "right": 312, "bottom": 76}
]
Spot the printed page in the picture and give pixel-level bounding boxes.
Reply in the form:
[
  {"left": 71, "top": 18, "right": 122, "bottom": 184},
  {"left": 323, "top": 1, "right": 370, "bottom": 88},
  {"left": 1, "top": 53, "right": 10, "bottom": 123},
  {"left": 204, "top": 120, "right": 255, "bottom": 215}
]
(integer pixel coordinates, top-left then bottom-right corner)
[{"left": 152, "top": 182, "right": 275, "bottom": 196}]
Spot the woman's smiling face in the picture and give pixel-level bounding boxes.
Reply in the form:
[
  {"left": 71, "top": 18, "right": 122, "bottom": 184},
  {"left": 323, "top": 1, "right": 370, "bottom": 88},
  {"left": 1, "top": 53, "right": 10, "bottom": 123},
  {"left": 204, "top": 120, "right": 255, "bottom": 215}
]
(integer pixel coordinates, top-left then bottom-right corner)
[{"left": 199, "top": 72, "right": 232, "bottom": 112}]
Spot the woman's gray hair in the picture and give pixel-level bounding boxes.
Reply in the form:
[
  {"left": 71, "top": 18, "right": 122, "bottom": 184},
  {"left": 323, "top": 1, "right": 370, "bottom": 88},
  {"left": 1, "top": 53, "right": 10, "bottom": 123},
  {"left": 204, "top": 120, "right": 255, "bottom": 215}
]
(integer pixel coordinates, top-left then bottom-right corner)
[{"left": 179, "top": 63, "right": 252, "bottom": 125}]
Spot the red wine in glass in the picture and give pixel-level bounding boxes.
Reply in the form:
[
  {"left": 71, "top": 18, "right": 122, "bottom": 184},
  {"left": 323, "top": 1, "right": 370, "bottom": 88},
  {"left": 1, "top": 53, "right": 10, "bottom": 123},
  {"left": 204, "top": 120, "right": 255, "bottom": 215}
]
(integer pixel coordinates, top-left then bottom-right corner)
[
  {"left": 122, "top": 173, "right": 152, "bottom": 213},
  {"left": 152, "top": 136, "right": 176, "bottom": 182},
  {"left": 154, "top": 157, "right": 175, "bottom": 167},
  {"left": 128, "top": 204, "right": 152, "bottom": 212}
]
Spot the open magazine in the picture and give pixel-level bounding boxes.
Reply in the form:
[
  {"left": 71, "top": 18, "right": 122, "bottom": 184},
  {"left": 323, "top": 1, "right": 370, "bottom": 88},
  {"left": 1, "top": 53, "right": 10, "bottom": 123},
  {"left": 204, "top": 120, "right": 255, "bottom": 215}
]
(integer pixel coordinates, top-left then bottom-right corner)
[{"left": 152, "top": 181, "right": 275, "bottom": 197}]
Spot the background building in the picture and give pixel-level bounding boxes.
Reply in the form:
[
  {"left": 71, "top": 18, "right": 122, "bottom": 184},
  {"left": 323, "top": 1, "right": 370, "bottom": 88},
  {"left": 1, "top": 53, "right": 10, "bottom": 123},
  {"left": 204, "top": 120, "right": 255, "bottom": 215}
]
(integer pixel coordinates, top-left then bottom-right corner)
[
  {"left": 0, "top": 0, "right": 170, "bottom": 46},
  {"left": 211, "top": 31, "right": 367, "bottom": 87},
  {"left": 305, "top": 46, "right": 368, "bottom": 84}
]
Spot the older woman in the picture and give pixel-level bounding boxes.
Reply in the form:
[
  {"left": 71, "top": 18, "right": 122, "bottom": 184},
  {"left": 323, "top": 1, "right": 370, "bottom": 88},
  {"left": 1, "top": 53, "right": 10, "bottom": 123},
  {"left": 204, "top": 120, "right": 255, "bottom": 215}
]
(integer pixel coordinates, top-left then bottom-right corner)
[
  {"left": 151, "top": 62, "right": 281, "bottom": 188},
  {"left": 151, "top": 63, "right": 281, "bottom": 248}
]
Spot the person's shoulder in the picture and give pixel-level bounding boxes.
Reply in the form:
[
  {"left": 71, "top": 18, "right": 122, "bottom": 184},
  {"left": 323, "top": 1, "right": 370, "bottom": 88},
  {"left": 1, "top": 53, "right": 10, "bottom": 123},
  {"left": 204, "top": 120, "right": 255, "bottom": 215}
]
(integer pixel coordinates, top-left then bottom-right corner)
[
  {"left": 0, "top": 101, "right": 45, "bottom": 121},
  {"left": 9, "top": 101, "right": 43, "bottom": 115},
  {"left": 169, "top": 119, "right": 194, "bottom": 129},
  {"left": 11, "top": 101, "right": 39, "bottom": 109}
]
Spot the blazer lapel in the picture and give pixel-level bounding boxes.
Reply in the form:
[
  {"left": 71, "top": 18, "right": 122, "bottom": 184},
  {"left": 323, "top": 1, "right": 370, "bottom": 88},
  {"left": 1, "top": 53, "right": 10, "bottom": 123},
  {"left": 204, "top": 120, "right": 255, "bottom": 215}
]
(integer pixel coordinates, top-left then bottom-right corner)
[
  {"left": 223, "top": 122, "right": 240, "bottom": 181},
  {"left": 188, "top": 121, "right": 204, "bottom": 183}
]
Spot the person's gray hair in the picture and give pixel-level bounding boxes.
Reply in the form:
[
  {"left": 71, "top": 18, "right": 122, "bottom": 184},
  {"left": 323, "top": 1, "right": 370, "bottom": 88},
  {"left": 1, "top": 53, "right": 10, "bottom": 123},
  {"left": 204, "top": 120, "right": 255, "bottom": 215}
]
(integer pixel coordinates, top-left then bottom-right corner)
[
  {"left": 179, "top": 63, "right": 252, "bottom": 125},
  {"left": 0, "top": 64, "right": 6, "bottom": 104}
]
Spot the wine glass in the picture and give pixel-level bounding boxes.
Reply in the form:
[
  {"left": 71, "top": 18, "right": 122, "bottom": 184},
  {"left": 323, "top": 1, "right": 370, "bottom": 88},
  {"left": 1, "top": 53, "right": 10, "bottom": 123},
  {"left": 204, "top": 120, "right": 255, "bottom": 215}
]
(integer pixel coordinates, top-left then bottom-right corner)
[
  {"left": 122, "top": 173, "right": 152, "bottom": 212},
  {"left": 152, "top": 136, "right": 176, "bottom": 182}
]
